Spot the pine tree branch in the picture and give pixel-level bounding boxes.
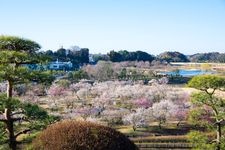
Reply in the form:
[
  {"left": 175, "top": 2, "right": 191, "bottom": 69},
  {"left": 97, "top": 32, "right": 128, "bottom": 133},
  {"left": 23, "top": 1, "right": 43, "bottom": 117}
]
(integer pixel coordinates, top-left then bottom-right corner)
[
  {"left": 15, "top": 129, "right": 31, "bottom": 138},
  {"left": 209, "top": 139, "right": 217, "bottom": 144},
  {"left": 11, "top": 111, "right": 24, "bottom": 116}
]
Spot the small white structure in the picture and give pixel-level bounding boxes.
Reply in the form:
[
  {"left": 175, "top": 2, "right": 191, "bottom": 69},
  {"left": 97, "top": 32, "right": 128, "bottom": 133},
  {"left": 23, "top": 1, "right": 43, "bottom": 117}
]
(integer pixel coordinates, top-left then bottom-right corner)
[
  {"left": 49, "top": 59, "right": 73, "bottom": 70},
  {"left": 89, "top": 54, "right": 95, "bottom": 63}
]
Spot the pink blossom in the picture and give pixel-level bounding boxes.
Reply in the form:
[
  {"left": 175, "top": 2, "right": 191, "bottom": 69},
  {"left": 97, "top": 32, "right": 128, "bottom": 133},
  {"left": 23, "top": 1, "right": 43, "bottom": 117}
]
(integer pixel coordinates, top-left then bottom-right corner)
[
  {"left": 133, "top": 98, "right": 152, "bottom": 108},
  {"left": 48, "top": 84, "right": 68, "bottom": 97}
]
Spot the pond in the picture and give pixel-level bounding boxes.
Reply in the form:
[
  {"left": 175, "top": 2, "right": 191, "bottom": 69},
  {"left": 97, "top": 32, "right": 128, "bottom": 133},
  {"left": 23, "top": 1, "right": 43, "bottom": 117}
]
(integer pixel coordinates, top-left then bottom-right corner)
[{"left": 160, "top": 69, "right": 215, "bottom": 77}]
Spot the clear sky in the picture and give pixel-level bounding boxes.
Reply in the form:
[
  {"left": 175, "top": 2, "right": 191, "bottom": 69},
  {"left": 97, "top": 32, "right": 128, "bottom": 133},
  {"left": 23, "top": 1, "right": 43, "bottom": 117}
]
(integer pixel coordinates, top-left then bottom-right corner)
[{"left": 0, "top": 0, "right": 225, "bottom": 55}]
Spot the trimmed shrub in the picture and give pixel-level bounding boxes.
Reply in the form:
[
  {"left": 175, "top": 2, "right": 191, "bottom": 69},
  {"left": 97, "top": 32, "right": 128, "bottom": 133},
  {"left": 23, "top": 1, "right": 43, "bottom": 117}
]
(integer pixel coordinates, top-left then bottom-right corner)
[{"left": 33, "top": 120, "right": 138, "bottom": 150}]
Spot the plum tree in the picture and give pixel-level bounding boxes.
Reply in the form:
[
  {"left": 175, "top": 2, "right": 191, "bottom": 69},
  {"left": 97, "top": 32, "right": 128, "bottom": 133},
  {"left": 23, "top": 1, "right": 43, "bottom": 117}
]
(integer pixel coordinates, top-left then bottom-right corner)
[{"left": 123, "top": 108, "right": 149, "bottom": 131}]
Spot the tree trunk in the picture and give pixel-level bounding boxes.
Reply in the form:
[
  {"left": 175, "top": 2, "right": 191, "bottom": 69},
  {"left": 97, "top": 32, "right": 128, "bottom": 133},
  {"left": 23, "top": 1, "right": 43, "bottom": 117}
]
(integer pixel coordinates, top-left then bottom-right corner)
[
  {"left": 176, "top": 121, "right": 181, "bottom": 127},
  {"left": 5, "top": 80, "right": 17, "bottom": 150},
  {"left": 5, "top": 109, "right": 16, "bottom": 150},
  {"left": 216, "top": 122, "right": 221, "bottom": 150},
  {"left": 7, "top": 80, "right": 13, "bottom": 98},
  {"left": 159, "top": 120, "right": 162, "bottom": 129}
]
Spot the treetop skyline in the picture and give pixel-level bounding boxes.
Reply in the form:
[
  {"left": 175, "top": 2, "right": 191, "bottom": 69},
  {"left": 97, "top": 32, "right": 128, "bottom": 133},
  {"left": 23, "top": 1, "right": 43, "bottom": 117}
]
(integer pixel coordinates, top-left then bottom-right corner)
[{"left": 1, "top": 0, "right": 225, "bottom": 55}]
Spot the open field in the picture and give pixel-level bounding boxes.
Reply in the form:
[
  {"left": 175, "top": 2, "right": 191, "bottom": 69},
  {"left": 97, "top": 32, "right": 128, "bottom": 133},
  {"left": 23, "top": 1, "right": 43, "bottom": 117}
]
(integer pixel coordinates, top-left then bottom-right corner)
[{"left": 170, "top": 62, "right": 225, "bottom": 72}]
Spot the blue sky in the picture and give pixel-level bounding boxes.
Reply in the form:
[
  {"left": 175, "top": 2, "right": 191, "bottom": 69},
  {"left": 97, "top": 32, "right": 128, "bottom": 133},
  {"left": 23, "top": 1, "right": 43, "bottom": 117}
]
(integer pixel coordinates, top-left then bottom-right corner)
[{"left": 0, "top": 0, "right": 225, "bottom": 54}]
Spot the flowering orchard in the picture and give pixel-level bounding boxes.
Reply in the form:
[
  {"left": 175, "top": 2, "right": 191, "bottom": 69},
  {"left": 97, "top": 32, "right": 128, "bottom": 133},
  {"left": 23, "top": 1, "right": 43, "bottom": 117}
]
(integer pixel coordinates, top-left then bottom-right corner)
[
  {"left": 1, "top": 78, "right": 191, "bottom": 130},
  {"left": 30, "top": 78, "right": 189, "bottom": 129}
]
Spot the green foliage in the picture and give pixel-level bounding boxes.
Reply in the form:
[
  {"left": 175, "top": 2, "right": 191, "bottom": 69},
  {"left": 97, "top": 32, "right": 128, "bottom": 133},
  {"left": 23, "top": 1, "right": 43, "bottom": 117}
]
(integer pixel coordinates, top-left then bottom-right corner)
[
  {"left": 118, "top": 68, "right": 127, "bottom": 80},
  {"left": 0, "top": 36, "right": 55, "bottom": 85},
  {"left": 0, "top": 36, "right": 56, "bottom": 149},
  {"left": 22, "top": 103, "right": 59, "bottom": 130},
  {"left": 0, "top": 94, "right": 58, "bottom": 144},
  {"left": 0, "top": 65, "right": 29, "bottom": 84},
  {"left": 191, "top": 92, "right": 211, "bottom": 105},
  {"left": 55, "top": 79, "right": 71, "bottom": 88},
  {"left": 188, "top": 75, "right": 225, "bottom": 91},
  {"left": 187, "top": 131, "right": 216, "bottom": 150},
  {"left": 157, "top": 51, "right": 189, "bottom": 62},
  {"left": 29, "top": 71, "right": 55, "bottom": 86},
  {"left": 188, "top": 76, "right": 225, "bottom": 122},
  {"left": 187, "top": 75, "right": 225, "bottom": 149},
  {"left": 191, "top": 93, "right": 225, "bottom": 120},
  {"left": 67, "top": 70, "right": 89, "bottom": 82},
  {"left": 23, "top": 103, "right": 48, "bottom": 120},
  {"left": 188, "top": 107, "right": 212, "bottom": 127},
  {"left": 0, "top": 51, "right": 28, "bottom": 63},
  {"left": 108, "top": 50, "right": 155, "bottom": 62},
  {"left": 108, "top": 50, "right": 124, "bottom": 62},
  {"left": 189, "top": 52, "right": 225, "bottom": 63},
  {"left": 0, "top": 94, "right": 21, "bottom": 111},
  {"left": 0, "top": 122, "right": 7, "bottom": 144},
  {"left": 41, "top": 48, "right": 89, "bottom": 69},
  {"left": 0, "top": 35, "right": 40, "bottom": 53},
  {"left": 91, "top": 54, "right": 109, "bottom": 62},
  {"left": 32, "top": 120, "right": 138, "bottom": 150},
  {"left": 0, "top": 94, "right": 56, "bottom": 123}
]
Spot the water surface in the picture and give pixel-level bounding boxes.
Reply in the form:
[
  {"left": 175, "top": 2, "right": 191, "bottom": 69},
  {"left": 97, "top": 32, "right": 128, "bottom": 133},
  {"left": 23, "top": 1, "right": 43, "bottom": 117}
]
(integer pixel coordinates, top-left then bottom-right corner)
[{"left": 162, "top": 69, "right": 215, "bottom": 77}]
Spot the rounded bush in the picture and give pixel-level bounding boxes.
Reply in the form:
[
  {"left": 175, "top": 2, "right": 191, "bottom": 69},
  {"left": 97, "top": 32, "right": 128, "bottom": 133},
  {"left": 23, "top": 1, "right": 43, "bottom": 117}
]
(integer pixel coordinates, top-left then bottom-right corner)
[{"left": 33, "top": 120, "right": 138, "bottom": 150}]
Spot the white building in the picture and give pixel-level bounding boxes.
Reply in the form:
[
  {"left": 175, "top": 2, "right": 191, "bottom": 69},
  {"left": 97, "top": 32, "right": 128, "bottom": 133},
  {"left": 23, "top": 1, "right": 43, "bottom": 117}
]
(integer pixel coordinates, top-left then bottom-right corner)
[
  {"left": 89, "top": 54, "right": 95, "bottom": 63},
  {"left": 49, "top": 59, "right": 73, "bottom": 70}
]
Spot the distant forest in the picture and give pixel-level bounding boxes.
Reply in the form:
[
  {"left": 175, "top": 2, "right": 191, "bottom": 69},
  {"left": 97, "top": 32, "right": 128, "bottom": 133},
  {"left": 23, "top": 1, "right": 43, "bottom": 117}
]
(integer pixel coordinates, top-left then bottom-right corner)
[{"left": 40, "top": 48, "right": 225, "bottom": 68}]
